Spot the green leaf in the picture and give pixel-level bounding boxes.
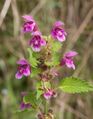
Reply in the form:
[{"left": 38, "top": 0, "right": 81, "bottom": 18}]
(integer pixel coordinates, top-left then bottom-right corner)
[
  {"left": 52, "top": 41, "right": 62, "bottom": 52},
  {"left": 45, "top": 53, "right": 60, "bottom": 66},
  {"left": 35, "top": 82, "right": 43, "bottom": 99},
  {"left": 52, "top": 53, "right": 60, "bottom": 66},
  {"left": 23, "top": 92, "right": 42, "bottom": 108},
  {"left": 59, "top": 77, "right": 93, "bottom": 93},
  {"left": 23, "top": 92, "right": 36, "bottom": 107},
  {"left": 44, "top": 82, "right": 51, "bottom": 88},
  {"left": 30, "top": 68, "right": 41, "bottom": 78},
  {"left": 27, "top": 48, "right": 39, "bottom": 68},
  {"left": 43, "top": 36, "right": 61, "bottom": 67},
  {"left": 36, "top": 90, "right": 43, "bottom": 100}
]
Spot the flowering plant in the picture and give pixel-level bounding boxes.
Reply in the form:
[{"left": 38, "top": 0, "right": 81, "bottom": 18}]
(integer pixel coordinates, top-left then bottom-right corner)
[{"left": 15, "top": 15, "right": 93, "bottom": 119}]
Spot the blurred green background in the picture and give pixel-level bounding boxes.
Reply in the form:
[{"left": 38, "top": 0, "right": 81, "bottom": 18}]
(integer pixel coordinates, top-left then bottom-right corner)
[{"left": 0, "top": 0, "right": 93, "bottom": 119}]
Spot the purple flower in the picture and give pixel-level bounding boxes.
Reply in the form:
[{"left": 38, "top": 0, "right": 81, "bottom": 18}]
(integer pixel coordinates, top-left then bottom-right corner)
[
  {"left": 51, "top": 21, "right": 67, "bottom": 42},
  {"left": 15, "top": 59, "right": 31, "bottom": 79},
  {"left": 20, "top": 102, "right": 31, "bottom": 110},
  {"left": 22, "top": 15, "right": 38, "bottom": 33},
  {"left": 43, "top": 89, "right": 55, "bottom": 100},
  {"left": 20, "top": 92, "right": 31, "bottom": 110},
  {"left": 61, "top": 51, "right": 78, "bottom": 70},
  {"left": 29, "top": 32, "right": 46, "bottom": 52}
]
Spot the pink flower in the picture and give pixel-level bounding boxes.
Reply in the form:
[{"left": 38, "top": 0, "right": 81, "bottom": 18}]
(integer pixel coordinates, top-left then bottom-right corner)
[
  {"left": 20, "top": 102, "right": 31, "bottom": 110},
  {"left": 20, "top": 92, "right": 31, "bottom": 110},
  {"left": 22, "top": 15, "right": 38, "bottom": 33},
  {"left": 29, "top": 32, "right": 46, "bottom": 52},
  {"left": 51, "top": 21, "right": 67, "bottom": 42},
  {"left": 61, "top": 51, "right": 78, "bottom": 69},
  {"left": 15, "top": 59, "right": 31, "bottom": 79},
  {"left": 43, "top": 89, "right": 55, "bottom": 100}
]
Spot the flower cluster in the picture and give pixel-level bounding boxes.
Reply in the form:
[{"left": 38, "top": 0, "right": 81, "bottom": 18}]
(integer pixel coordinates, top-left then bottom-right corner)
[
  {"left": 22, "top": 15, "right": 46, "bottom": 52},
  {"left": 15, "top": 15, "right": 78, "bottom": 112}
]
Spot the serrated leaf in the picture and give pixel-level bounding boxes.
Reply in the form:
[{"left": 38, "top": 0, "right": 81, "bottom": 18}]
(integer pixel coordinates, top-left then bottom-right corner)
[
  {"left": 23, "top": 92, "right": 42, "bottom": 108},
  {"left": 30, "top": 68, "right": 41, "bottom": 78},
  {"left": 35, "top": 82, "right": 43, "bottom": 99},
  {"left": 52, "top": 41, "right": 62, "bottom": 52},
  {"left": 27, "top": 48, "right": 39, "bottom": 68},
  {"left": 59, "top": 77, "right": 93, "bottom": 93},
  {"left": 23, "top": 92, "right": 36, "bottom": 106},
  {"left": 52, "top": 53, "right": 60, "bottom": 66},
  {"left": 45, "top": 53, "right": 60, "bottom": 66},
  {"left": 36, "top": 90, "right": 43, "bottom": 100}
]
